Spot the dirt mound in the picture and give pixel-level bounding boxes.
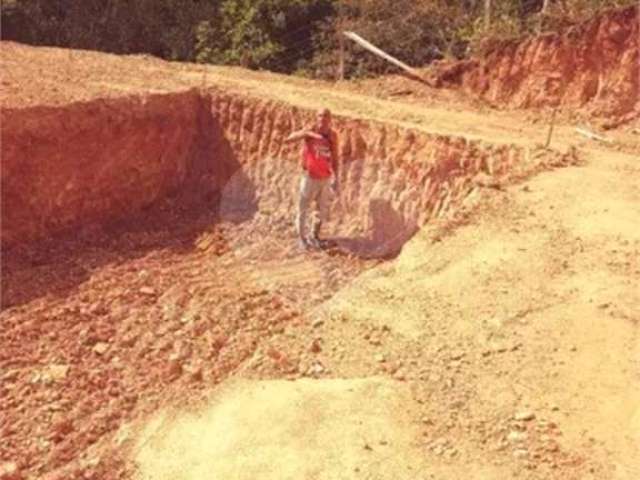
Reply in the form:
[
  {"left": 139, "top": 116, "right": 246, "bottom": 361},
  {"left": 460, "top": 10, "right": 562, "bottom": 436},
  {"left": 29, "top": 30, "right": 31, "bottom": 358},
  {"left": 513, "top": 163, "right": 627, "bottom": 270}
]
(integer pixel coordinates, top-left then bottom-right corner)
[
  {"left": 133, "top": 378, "right": 433, "bottom": 480},
  {"left": 429, "top": 6, "right": 639, "bottom": 123}
]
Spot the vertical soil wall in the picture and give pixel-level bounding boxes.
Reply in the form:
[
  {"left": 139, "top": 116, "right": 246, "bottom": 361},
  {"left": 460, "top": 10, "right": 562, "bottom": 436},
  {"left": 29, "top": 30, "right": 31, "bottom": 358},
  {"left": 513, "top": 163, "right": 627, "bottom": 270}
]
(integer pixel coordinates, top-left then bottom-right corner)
[{"left": 433, "top": 6, "right": 639, "bottom": 119}]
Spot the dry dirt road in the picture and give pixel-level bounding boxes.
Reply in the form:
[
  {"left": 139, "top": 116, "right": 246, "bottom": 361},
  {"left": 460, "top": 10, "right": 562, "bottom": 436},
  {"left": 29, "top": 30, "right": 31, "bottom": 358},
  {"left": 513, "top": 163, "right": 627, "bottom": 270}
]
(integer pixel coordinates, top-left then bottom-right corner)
[
  {"left": 129, "top": 144, "right": 639, "bottom": 480},
  {"left": 1, "top": 43, "right": 639, "bottom": 480}
]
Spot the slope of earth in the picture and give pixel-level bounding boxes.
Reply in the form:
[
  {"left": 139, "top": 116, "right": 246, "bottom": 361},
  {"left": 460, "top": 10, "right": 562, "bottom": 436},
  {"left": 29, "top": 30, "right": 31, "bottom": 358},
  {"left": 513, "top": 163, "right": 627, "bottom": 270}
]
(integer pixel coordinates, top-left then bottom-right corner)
[
  {"left": 1, "top": 41, "right": 639, "bottom": 480},
  {"left": 428, "top": 5, "right": 639, "bottom": 126}
]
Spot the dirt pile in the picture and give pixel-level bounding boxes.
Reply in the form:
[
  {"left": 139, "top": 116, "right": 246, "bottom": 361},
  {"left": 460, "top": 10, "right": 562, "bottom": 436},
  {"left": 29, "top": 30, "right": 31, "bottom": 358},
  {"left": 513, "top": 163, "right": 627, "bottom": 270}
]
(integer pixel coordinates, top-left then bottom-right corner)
[{"left": 430, "top": 6, "right": 639, "bottom": 122}]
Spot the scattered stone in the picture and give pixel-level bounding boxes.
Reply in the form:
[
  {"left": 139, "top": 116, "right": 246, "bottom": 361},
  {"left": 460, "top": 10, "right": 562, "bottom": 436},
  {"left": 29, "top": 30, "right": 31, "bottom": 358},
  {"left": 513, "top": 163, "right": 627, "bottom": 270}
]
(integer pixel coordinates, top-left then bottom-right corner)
[
  {"left": 0, "top": 462, "right": 21, "bottom": 480},
  {"left": 36, "top": 364, "right": 69, "bottom": 384},
  {"left": 450, "top": 351, "right": 465, "bottom": 361},
  {"left": 511, "top": 420, "right": 527, "bottom": 432},
  {"left": 312, "top": 318, "right": 324, "bottom": 328},
  {"left": 310, "top": 338, "right": 322, "bottom": 354},
  {"left": 2, "top": 369, "right": 19, "bottom": 382},
  {"left": 49, "top": 364, "right": 69, "bottom": 381},
  {"left": 538, "top": 420, "right": 558, "bottom": 430},
  {"left": 139, "top": 286, "right": 156, "bottom": 296},
  {"left": 514, "top": 411, "right": 536, "bottom": 422},
  {"left": 507, "top": 431, "right": 528, "bottom": 444},
  {"left": 494, "top": 439, "right": 509, "bottom": 451},
  {"left": 513, "top": 449, "right": 529, "bottom": 460},
  {"left": 51, "top": 418, "right": 74, "bottom": 441},
  {"left": 121, "top": 334, "right": 138, "bottom": 348},
  {"left": 189, "top": 367, "right": 204, "bottom": 382},
  {"left": 166, "top": 358, "right": 183, "bottom": 379},
  {"left": 92, "top": 343, "right": 109, "bottom": 355},
  {"left": 393, "top": 369, "right": 406, "bottom": 381},
  {"left": 375, "top": 354, "right": 386, "bottom": 363},
  {"left": 307, "top": 361, "right": 325, "bottom": 376},
  {"left": 544, "top": 440, "right": 560, "bottom": 452}
]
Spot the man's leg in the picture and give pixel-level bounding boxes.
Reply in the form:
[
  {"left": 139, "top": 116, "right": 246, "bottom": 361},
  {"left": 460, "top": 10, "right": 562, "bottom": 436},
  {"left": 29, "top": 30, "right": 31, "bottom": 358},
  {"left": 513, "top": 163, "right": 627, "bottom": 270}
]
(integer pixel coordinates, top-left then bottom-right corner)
[
  {"left": 311, "top": 179, "right": 331, "bottom": 245},
  {"left": 296, "top": 174, "right": 313, "bottom": 244}
]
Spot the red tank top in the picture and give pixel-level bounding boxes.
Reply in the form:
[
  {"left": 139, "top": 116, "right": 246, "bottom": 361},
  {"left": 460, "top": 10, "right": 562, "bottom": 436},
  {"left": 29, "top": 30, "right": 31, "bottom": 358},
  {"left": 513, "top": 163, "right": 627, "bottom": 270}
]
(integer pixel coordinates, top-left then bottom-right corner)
[{"left": 303, "top": 134, "right": 333, "bottom": 179}]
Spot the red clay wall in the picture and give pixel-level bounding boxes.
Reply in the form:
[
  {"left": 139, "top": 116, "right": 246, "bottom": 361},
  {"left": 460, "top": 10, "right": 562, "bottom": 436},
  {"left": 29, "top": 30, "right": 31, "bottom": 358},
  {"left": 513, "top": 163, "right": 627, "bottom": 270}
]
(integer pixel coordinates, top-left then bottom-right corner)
[
  {"left": 2, "top": 88, "right": 562, "bottom": 251},
  {"left": 209, "top": 93, "right": 552, "bottom": 255},
  {"left": 1, "top": 89, "right": 218, "bottom": 247},
  {"left": 433, "top": 6, "right": 639, "bottom": 119}
]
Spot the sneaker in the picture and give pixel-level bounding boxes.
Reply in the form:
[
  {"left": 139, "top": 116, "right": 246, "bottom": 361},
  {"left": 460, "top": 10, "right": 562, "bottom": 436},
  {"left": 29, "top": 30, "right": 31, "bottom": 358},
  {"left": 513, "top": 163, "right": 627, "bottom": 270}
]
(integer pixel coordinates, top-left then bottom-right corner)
[
  {"left": 298, "top": 237, "right": 310, "bottom": 250},
  {"left": 308, "top": 236, "right": 325, "bottom": 250}
]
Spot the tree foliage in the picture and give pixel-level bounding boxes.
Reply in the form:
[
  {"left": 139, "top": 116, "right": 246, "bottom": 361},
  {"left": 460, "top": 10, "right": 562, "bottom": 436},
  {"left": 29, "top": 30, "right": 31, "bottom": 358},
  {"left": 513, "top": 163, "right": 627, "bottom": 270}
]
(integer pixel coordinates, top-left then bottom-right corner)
[{"left": 2, "top": 0, "right": 635, "bottom": 78}]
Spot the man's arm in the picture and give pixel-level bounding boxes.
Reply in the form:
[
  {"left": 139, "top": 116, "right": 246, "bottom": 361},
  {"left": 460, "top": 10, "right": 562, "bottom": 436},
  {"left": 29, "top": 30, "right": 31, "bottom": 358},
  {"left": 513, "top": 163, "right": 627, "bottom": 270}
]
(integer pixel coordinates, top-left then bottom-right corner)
[{"left": 284, "top": 130, "right": 323, "bottom": 143}]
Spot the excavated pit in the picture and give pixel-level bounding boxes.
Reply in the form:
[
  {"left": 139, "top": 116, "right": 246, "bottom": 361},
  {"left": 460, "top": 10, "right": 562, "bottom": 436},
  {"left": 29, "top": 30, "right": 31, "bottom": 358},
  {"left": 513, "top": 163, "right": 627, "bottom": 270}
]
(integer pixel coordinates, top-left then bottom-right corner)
[
  {"left": 0, "top": 88, "right": 569, "bottom": 479},
  {"left": 2, "top": 88, "right": 545, "bottom": 253}
]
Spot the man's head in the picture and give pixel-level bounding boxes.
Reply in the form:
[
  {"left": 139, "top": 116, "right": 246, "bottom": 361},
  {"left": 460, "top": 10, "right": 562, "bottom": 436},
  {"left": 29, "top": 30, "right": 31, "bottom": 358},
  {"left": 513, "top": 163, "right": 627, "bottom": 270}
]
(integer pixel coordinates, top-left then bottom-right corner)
[{"left": 315, "top": 108, "right": 332, "bottom": 132}]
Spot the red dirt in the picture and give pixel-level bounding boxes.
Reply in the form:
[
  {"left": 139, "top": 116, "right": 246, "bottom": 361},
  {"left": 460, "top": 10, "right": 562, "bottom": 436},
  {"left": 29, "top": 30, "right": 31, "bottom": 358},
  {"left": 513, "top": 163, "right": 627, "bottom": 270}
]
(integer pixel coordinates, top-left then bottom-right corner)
[
  {"left": 1, "top": 36, "right": 636, "bottom": 480},
  {"left": 428, "top": 5, "right": 640, "bottom": 123},
  {"left": 1, "top": 57, "right": 570, "bottom": 249}
]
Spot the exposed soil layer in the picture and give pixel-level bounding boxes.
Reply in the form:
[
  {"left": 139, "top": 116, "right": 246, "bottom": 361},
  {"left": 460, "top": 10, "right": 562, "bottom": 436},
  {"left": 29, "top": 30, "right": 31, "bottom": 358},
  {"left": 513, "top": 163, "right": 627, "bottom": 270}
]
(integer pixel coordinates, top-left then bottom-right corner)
[
  {"left": 1, "top": 40, "right": 638, "bottom": 480},
  {"left": 1, "top": 91, "right": 216, "bottom": 246},
  {"left": 0, "top": 43, "right": 578, "bottom": 480},
  {"left": 430, "top": 6, "right": 639, "bottom": 121},
  {"left": 2, "top": 84, "right": 568, "bottom": 250}
]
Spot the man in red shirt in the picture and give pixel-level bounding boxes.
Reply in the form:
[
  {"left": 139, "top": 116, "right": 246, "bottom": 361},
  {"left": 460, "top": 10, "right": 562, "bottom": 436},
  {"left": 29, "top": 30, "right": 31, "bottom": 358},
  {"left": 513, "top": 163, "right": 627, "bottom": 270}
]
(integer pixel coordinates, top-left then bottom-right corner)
[{"left": 284, "top": 108, "right": 339, "bottom": 250}]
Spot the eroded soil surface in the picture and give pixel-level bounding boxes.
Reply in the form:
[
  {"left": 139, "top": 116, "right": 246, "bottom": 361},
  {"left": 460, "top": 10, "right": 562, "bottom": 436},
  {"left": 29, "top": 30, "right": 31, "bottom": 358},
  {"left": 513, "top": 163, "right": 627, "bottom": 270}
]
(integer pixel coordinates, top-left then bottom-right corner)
[{"left": 1, "top": 38, "right": 639, "bottom": 480}]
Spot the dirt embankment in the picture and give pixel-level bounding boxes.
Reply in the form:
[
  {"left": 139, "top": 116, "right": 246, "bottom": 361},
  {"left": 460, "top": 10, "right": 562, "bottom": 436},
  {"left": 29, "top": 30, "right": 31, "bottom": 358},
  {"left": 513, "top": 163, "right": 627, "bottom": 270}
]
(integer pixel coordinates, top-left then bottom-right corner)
[
  {"left": 2, "top": 87, "right": 570, "bottom": 253},
  {"left": 0, "top": 91, "right": 221, "bottom": 247},
  {"left": 431, "top": 6, "right": 639, "bottom": 121},
  {"left": 212, "top": 92, "right": 563, "bottom": 256}
]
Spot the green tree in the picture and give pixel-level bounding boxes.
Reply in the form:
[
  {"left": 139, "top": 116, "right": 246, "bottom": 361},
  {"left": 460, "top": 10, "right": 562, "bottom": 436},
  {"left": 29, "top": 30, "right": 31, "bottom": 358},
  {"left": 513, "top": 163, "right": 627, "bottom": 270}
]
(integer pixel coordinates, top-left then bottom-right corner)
[{"left": 195, "top": 0, "right": 333, "bottom": 71}]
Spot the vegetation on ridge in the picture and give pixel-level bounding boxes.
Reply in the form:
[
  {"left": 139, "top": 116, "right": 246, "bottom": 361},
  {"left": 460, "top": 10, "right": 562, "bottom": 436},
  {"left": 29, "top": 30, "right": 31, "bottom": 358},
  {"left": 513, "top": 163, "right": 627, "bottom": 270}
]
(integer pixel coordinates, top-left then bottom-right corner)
[{"left": 1, "top": 0, "right": 636, "bottom": 78}]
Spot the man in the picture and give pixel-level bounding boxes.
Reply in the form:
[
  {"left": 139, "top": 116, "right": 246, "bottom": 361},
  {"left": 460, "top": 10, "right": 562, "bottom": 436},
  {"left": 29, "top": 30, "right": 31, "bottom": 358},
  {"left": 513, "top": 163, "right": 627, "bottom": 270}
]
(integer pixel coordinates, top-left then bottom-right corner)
[{"left": 284, "top": 108, "right": 339, "bottom": 250}]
